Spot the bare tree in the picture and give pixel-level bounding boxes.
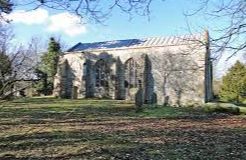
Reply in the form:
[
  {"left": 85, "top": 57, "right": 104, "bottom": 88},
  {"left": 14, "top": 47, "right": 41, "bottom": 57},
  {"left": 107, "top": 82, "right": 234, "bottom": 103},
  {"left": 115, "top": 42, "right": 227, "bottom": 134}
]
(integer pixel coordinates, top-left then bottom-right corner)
[
  {"left": 185, "top": 0, "right": 246, "bottom": 59},
  {"left": 0, "top": 25, "right": 41, "bottom": 99}
]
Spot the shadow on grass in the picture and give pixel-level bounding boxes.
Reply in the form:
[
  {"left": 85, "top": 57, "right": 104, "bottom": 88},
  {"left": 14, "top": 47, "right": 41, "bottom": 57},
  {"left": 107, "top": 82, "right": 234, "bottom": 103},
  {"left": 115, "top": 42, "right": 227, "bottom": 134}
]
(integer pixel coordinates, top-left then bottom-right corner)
[
  {"left": 0, "top": 125, "right": 245, "bottom": 160},
  {"left": 0, "top": 105, "right": 233, "bottom": 126},
  {"left": 0, "top": 105, "right": 136, "bottom": 124},
  {"left": 0, "top": 98, "right": 245, "bottom": 159},
  {"left": 0, "top": 108, "right": 235, "bottom": 132},
  {"left": 7, "top": 97, "right": 133, "bottom": 105}
]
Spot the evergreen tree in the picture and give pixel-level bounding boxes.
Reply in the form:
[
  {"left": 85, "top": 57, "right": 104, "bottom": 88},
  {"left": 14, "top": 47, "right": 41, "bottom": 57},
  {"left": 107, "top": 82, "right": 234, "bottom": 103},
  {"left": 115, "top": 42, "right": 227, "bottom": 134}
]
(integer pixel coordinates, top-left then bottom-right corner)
[
  {"left": 35, "top": 37, "right": 61, "bottom": 95},
  {"left": 219, "top": 61, "right": 246, "bottom": 103},
  {"left": 42, "top": 37, "right": 61, "bottom": 78},
  {"left": 34, "top": 68, "right": 49, "bottom": 95}
]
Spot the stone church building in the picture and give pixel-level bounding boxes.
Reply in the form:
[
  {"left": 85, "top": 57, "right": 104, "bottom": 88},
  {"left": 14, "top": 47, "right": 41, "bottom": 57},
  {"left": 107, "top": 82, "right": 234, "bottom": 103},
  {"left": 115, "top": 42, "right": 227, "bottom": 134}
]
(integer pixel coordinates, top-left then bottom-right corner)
[{"left": 53, "top": 31, "right": 213, "bottom": 105}]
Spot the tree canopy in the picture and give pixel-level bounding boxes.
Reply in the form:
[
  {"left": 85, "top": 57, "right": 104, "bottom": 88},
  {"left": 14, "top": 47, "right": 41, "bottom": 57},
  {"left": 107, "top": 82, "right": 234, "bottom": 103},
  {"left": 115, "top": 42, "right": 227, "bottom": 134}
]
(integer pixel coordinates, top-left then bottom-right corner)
[
  {"left": 42, "top": 37, "right": 61, "bottom": 78},
  {"left": 219, "top": 61, "right": 246, "bottom": 103}
]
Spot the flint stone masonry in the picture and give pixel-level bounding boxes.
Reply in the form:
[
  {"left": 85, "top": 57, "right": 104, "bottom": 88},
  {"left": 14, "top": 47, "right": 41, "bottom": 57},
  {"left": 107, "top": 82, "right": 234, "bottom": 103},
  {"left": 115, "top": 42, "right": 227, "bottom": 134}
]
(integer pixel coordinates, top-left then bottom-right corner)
[{"left": 53, "top": 32, "right": 213, "bottom": 105}]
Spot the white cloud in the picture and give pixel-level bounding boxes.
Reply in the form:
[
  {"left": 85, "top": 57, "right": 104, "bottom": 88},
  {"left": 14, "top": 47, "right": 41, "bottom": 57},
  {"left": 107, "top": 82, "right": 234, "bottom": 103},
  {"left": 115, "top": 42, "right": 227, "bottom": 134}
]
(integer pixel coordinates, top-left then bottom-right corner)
[
  {"left": 4, "top": 9, "right": 86, "bottom": 37},
  {"left": 47, "top": 12, "right": 86, "bottom": 37},
  {"left": 5, "top": 8, "right": 48, "bottom": 25}
]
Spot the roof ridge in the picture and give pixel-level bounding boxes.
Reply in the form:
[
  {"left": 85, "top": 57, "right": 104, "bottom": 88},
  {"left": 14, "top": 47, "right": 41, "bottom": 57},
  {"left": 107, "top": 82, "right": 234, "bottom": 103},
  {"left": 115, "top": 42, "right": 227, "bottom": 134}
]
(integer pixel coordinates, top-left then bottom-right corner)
[
  {"left": 67, "top": 32, "right": 205, "bottom": 52},
  {"left": 140, "top": 32, "right": 202, "bottom": 40},
  {"left": 79, "top": 32, "right": 203, "bottom": 44}
]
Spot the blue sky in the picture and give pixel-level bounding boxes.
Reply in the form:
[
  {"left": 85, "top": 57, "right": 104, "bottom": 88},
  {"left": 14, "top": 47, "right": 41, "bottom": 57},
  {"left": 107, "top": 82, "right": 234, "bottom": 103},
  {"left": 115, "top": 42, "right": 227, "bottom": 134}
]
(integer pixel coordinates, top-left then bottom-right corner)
[
  {"left": 4, "top": 0, "right": 245, "bottom": 78},
  {"left": 7, "top": 1, "right": 209, "bottom": 45}
]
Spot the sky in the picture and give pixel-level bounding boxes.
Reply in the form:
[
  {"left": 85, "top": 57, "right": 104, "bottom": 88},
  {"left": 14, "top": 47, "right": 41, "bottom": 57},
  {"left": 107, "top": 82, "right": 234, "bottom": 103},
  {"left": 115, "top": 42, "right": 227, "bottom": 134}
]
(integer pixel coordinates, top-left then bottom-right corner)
[
  {"left": 6, "top": 0, "right": 202, "bottom": 45},
  {"left": 2, "top": 0, "right": 245, "bottom": 78}
]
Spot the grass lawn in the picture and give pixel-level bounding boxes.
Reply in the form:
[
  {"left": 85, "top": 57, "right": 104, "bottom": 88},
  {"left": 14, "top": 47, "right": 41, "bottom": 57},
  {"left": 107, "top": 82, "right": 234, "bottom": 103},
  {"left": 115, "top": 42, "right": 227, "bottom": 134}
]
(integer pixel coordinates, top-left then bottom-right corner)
[{"left": 0, "top": 97, "right": 245, "bottom": 160}]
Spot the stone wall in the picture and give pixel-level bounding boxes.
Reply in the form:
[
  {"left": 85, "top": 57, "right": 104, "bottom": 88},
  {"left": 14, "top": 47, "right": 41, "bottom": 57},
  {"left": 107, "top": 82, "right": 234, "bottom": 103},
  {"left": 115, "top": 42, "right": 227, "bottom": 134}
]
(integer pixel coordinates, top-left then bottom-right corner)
[
  {"left": 54, "top": 34, "right": 213, "bottom": 105},
  {"left": 53, "top": 53, "right": 84, "bottom": 98}
]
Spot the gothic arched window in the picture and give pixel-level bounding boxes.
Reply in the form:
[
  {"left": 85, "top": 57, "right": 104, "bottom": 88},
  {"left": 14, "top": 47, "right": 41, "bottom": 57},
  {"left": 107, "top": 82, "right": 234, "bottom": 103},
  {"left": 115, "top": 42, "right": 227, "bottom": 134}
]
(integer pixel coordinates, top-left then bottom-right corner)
[
  {"left": 95, "top": 59, "right": 110, "bottom": 88},
  {"left": 125, "top": 58, "right": 142, "bottom": 88}
]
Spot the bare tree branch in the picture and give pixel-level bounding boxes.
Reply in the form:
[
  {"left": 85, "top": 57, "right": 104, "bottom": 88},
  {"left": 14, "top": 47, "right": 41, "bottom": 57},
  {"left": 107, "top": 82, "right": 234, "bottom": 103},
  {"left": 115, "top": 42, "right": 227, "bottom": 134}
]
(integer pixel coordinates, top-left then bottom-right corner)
[
  {"left": 0, "top": 25, "right": 42, "bottom": 99},
  {"left": 10, "top": 0, "right": 158, "bottom": 23},
  {"left": 185, "top": 0, "right": 246, "bottom": 59}
]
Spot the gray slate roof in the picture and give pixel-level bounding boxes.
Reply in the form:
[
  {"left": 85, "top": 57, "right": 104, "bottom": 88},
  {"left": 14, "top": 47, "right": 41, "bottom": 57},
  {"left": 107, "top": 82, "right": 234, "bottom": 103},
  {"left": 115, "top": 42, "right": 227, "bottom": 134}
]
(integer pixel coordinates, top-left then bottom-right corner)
[{"left": 67, "top": 33, "right": 204, "bottom": 52}]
